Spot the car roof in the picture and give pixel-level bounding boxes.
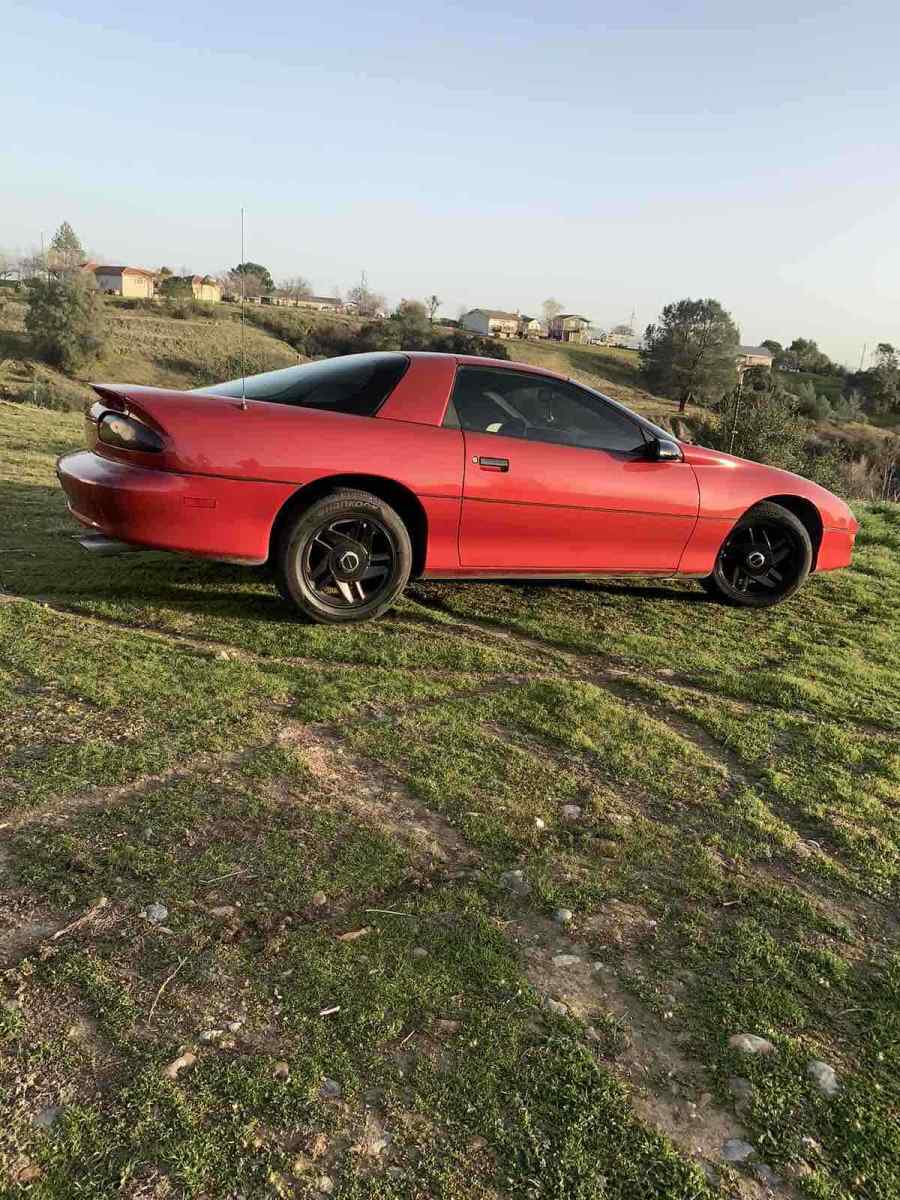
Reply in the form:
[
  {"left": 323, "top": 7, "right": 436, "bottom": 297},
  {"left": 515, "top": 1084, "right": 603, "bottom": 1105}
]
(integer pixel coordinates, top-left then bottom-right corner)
[{"left": 406, "top": 350, "right": 561, "bottom": 378}]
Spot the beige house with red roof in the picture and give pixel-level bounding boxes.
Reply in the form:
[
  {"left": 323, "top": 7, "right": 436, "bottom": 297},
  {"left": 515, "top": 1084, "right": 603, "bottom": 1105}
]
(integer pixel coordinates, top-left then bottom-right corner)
[{"left": 94, "top": 265, "right": 156, "bottom": 299}]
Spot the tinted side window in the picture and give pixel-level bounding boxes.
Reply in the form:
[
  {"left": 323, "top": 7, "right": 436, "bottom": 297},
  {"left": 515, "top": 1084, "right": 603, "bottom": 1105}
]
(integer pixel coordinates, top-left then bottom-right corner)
[
  {"left": 447, "top": 368, "right": 646, "bottom": 454},
  {"left": 197, "top": 352, "right": 409, "bottom": 416}
]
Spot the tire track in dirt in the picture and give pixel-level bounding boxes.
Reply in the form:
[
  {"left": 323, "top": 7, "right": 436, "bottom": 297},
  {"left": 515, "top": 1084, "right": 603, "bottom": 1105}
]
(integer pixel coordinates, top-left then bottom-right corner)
[{"left": 272, "top": 723, "right": 774, "bottom": 1197}]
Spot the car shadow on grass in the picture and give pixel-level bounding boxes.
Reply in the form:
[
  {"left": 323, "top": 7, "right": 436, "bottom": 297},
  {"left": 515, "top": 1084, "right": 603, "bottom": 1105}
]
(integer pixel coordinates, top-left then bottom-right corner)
[{"left": 1, "top": 480, "right": 712, "bottom": 637}]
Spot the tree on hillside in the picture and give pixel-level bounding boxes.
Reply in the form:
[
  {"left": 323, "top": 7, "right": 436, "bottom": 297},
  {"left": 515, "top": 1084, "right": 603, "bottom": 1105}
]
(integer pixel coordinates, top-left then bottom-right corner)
[
  {"left": 426, "top": 294, "right": 442, "bottom": 324},
  {"left": 25, "top": 272, "right": 107, "bottom": 373},
  {"left": 279, "top": 275, "right": 312, "bottom": 301},
  {"left": 390, "top": 299, "right": 431, "bottom": 348},
  {"left": 16, "top": 251, "right": 47, "bottom": 281},
  {"left": 228, "top": 262, "right": 274, "bottom": 296},
  {"left": 346, "top": 274, "right": 386, "bottom": 317},
  {"left": 741, "top": 365, "right": 772, "bottom": 393},
  {"left": 48, "top": 222, "right": 85, "bottom": 275},
  {"left": 783, "top": 337, "right": 831, "bottom": 374},
  {"left": 641, "top": 298, "right": 739, "bottom": 411},
  {"left": 542, "top": 298, "right": 563, "bottom": 327},
  {"left": 159, "top": 275, "right": 193, "bottom": 300},
  {"left": 761, "top": 339, "right": 784, "bottom": 367},
  {"left": 863, "top": 343, "right": 900, "bottom": 417}
]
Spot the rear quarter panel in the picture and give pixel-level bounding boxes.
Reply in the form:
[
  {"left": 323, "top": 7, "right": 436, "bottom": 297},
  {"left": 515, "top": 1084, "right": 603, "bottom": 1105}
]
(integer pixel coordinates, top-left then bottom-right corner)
[{"left": 96, "top": 356, "right": 465, "bottom": 570}]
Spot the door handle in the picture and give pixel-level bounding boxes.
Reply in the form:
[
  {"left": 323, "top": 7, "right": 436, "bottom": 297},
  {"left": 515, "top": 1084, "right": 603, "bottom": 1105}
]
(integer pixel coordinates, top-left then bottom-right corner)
[{"left": 475, "top": 456, "right": 509, "bottom": 472}]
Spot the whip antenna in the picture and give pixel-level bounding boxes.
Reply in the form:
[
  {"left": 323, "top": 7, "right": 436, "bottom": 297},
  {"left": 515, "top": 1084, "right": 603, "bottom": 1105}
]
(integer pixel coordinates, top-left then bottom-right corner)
[{"left": 240, "top": 206, "right": 247, "bottom": 410}]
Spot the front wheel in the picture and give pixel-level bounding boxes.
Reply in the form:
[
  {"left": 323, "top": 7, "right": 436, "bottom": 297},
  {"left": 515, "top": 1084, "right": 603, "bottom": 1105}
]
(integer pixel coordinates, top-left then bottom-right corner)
[
  {"left": 273, "top": 489, "right": 412, "bottom": 623},
  {"left": 700, "top": 501, "right": 813, "bottom": 608}
]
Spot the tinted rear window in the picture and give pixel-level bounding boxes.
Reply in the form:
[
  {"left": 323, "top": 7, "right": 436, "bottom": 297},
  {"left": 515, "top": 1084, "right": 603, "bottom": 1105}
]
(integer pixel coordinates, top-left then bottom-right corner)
[{"left": 197, "top": 352, "right": 409, "bottom": 416}]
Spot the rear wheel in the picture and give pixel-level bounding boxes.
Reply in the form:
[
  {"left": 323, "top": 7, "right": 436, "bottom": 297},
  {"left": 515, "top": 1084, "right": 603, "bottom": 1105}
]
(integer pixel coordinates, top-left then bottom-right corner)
[
  {"left": 273, "top": 490, "right": 412, "bottom": 623},
  {"left": 701, "top": 501, "right": 813, "bottom": 608}
]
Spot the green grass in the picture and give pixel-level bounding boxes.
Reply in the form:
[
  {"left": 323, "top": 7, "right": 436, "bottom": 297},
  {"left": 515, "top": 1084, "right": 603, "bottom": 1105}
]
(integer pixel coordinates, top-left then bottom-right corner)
[{"left": 1, "top": 399, "right": 898, "bottom": 1198}]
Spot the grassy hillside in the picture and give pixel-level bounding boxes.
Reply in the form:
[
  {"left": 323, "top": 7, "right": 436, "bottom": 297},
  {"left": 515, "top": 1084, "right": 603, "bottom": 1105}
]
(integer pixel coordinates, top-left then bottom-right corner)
[
  {"left": 0, "top": 297, "right": 298, "bottom": 411},
  {"left": 1, "top": 400, "right": 898, "bottom": 1198}
]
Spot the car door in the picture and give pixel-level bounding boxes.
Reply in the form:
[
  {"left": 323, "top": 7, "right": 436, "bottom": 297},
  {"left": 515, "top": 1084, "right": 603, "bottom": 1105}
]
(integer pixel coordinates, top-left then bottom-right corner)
[{"left": 447, "top": 366, "right": 699, "bottom": 572}]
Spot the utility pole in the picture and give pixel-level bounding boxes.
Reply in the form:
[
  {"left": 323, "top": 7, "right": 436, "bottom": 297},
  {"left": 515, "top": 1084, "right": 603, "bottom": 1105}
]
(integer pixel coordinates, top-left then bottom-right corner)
[{"left": 728, "top": 374, "right": 745, "bottom": 456}]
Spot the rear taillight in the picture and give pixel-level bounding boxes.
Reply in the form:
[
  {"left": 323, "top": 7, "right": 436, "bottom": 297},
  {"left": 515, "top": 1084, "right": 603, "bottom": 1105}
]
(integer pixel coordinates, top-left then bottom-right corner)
[{"left": 97, "top": 413, "right": 164, "bottom": 453}]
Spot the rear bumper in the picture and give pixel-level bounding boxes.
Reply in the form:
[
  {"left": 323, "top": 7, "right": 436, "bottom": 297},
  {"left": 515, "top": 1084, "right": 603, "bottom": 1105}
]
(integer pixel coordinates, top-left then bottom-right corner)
[{"left": 56, "top": 451, "right": 296, "bottom": 564}]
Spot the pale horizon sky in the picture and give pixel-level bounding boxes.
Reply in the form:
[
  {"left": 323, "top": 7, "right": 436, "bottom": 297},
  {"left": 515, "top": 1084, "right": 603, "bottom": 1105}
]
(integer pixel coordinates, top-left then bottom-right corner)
[{"left": 3, "top": 1, "right": 899, "bottom": 367}]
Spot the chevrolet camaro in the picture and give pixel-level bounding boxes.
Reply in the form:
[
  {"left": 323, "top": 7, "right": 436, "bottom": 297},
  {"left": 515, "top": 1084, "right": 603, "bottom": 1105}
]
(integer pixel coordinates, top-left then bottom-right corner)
[{"left": 56, "top": 351, "right": 858, "bottom": 623}]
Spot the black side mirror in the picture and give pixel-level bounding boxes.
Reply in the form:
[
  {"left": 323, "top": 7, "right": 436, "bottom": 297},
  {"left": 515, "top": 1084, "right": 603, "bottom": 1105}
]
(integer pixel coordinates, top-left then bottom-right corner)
[{"left": 646, "top": 436, "right": 683, "bottom": 462}]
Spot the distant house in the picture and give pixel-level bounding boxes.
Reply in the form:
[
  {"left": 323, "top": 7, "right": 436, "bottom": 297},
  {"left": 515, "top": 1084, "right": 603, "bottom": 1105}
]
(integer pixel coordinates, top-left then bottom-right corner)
[
  {"left": 737, "top": 345, "right": 774, "bottom": 372},
  {"left": 174, "top": 275, "right": 221, "bottom": 303},
  {"left": 93, "top": 265, "right": 156, "bottom": 299},
  {"left": 461, "top": 309, "right": 520, "bottom": 338},
  {"left": 549, "top": 314, "right": 591, "bottom": 344},
  {"left": 517, "top": 315, "right": 544, "bottom": 339},
  {"left": 605, "top": 331, "right": 644, "bottom": 351},
  {"left": 298, "top": 296, "right": 343, "bottom": 313}
]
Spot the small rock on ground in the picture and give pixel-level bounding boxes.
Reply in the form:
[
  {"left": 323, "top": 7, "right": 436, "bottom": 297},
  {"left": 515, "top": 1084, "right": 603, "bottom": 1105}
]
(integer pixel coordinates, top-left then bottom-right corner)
[
  {"left": 33, "top": 1105, "right": 63, "bottom": 1129},
  {"left": 728, "top": 1033, "right": 775, "bottom": 1055},
  {"left": 143, "top": 902, "right": 169, "bottom": 924},
  {"left": 553, "top": 908, "right": 574, "bottom": 925},
  {"left": 272, "top": 1061, "right": 290, "bottom": 1080},
  {"left": 552, "top": 954, "right": 581, "bottom": 968},
  {"left": 807, "top": 1059, "right": 840, "bottom": 1097},
  {"left": 319, "top": 1078, "right": 342, "bottom": 1100},
  {"left": 163, "top": 1052, "right": 197, "bottom": 1080},
  {"left": 499, "top": 870, "right": 530, "bottom": 896},
  {"left": 754, "top": 1162, "right": 781, "bottom": 1188},
  {"left": 411, "top": 946, "right": 428, "bottom": 959},
  {"left": 721, "top": 1138, "right": 755, "bottom": 1163},
  {"left": 544, "top": 998, "right": 568, "bottom": 1016},
  {"left": 561, "top": 805, "right": 582, "bottom": 821},
  {"left": 310, "top": 891, "right": 327, "bottom": 907}
]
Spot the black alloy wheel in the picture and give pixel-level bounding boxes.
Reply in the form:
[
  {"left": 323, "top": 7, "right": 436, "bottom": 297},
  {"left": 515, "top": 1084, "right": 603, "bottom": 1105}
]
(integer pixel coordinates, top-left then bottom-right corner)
[
  {"left": 303, "top": 516, "right": 395, "bottom": 609},
  {"left": 273, "top": 489, "right": 412, "bottom": 623},
  {"left": 701, "top": 501, "right": 813, "bottom": 608}
]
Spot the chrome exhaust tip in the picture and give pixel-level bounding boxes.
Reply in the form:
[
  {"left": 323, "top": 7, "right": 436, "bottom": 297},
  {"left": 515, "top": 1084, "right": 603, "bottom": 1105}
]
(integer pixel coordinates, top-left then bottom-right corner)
[{"left": 75, "top": 534, "right": 147, "bottom": 556}]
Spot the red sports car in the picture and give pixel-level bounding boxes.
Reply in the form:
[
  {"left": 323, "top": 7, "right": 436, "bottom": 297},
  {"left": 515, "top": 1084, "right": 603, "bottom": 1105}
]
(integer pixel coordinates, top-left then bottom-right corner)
[{"left": 57, "top": 351, "right": 858, "bottom": 623}]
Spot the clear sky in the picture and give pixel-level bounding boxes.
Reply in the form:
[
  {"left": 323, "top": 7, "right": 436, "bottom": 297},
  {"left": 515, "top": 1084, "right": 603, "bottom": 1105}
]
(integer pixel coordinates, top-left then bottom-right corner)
[{"left": 3, "top": 1, "right": 899, "bottom": 365}]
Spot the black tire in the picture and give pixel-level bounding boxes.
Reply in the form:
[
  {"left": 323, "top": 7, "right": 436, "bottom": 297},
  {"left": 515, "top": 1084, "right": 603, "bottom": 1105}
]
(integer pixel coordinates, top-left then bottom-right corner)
[
  {"left": 273, "top": 489, "right": 412, "bottom": 623},
  {"left": 700, "top": 501, "right": 813, "bottom": 608}
]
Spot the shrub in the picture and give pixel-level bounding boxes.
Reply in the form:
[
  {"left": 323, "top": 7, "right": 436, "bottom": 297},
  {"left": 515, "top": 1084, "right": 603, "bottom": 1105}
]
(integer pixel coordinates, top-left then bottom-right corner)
[
  {"left": 24, "top": 274, "right": 107, "bottom": 374},
  {"left": 694, "top": 384, "right": 805, "bottom": 473},
  {"left": 830, "top": 391, "right": 868, "bottom": 423}
]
